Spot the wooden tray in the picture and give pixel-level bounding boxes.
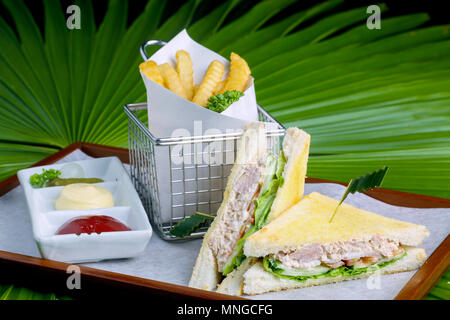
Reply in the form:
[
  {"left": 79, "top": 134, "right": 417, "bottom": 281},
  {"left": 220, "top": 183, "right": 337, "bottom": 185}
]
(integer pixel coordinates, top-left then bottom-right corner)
[{"left": 0, "top": 142, "right": 448, "bottom": 300}]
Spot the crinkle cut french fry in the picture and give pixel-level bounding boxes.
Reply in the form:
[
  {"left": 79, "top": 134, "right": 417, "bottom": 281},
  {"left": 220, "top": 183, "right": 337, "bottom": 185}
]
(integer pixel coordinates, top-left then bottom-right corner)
[
  {"left": 139, "top": 60, "right": 165, "bottom": 87},
  {"left": 176, "top": 50, "right": 194, "bottom": 100},
  {"left": 219, "top": 52, "right": 251, "bottom": 93},
  {"left": 192, "top": 60, "right": 225, "bottom": 107},
  {"left": 158, "top": 63, "right": 189, "bottom": 99}
]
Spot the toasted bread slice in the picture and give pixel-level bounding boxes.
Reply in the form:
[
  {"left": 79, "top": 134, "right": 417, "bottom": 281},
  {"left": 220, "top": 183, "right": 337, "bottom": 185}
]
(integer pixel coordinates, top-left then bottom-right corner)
[
  {"left": 268, "top": 128, "right": 310, "bottom": 222},
  {"left": 188, "top": 122, "right": 266, "bottom": 290},
  {"left": 244, "top": 192, "right": 430, "bottom": 258}
]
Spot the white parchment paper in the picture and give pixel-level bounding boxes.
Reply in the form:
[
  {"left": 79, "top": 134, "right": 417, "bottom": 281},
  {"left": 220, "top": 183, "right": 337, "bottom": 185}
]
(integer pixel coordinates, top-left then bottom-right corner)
[
  {"left": 141, "top": 29, "right": 259, "bottom": 139},
  {"left": 0, "top": 150, "right": 449, "bottom": 300}
]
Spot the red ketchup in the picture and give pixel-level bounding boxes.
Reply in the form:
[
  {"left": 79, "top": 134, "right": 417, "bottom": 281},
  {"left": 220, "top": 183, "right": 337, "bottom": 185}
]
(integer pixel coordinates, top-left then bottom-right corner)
[{"left": 56, "top": 215, "right": 131, "bottom": 235}]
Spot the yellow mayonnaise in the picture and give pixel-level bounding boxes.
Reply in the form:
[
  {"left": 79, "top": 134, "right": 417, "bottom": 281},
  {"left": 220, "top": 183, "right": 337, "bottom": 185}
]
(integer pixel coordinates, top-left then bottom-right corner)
[{"left": 54, "top": 183, "right": 114, "bottom": 210}]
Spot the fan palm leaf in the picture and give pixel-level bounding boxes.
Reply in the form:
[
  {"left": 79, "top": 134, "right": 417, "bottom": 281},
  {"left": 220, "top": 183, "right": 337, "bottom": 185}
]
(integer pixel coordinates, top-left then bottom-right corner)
[{"left": 0, "top": 0, "right": 449, "bottom": 299}]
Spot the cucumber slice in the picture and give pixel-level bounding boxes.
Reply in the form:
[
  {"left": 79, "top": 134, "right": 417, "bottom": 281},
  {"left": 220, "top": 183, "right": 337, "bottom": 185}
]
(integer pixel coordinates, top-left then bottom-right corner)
[{"left": 279, "top": 265, "right": 330, "bottom": 277}]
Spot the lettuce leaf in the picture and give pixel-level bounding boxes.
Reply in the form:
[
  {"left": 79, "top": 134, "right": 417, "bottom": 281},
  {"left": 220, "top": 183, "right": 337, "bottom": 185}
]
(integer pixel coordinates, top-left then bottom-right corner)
[
  {"left": 255, "top": 151, "right": 286, "bottom": 229},
  {"left": 222, "top": 225, "right": 257, "bottom": 275},
  {"left": 275, "top": 150, "right": 287, "bottom": 187},
  {"left": 263, "top": 251, "right": 407, "bottom": 282},
  {"left": 222, "top": 151, "right": 286, "bottom": 275},
  {"left": 260, "top": 153, "right": 277, "bottom": 195}
]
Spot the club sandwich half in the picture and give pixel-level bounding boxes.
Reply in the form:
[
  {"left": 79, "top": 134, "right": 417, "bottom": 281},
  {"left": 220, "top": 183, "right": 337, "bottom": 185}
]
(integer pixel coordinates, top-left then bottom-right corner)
[
  {"left": 241, "top": 192, "right": 430, "bottom": 295},
  {"left": 189, "top": 122, "right": 311, "bottom": 294}
]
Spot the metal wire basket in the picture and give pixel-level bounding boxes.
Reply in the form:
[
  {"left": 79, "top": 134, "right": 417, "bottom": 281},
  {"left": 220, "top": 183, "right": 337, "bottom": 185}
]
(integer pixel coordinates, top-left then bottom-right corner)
[
  {"left": 125, "top": 103, "right": 285, "bottom": 241},
  {"left": 126, "top": 39, "right": 284, "bottom": 241}
]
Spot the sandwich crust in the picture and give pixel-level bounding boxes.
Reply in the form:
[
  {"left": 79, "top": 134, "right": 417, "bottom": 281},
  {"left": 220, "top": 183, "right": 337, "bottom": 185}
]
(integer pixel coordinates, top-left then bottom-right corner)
[
  {"left": 188, "top": 239, "right": 220, "bottom": 291},
  {"left": 216, "top": 257, "right": 258, "bottom": 296},
  {"left": 268, "top": 128, "right": 310, "bottom": 222},
  {"left": 244, "top": 192, "right": 430, "bottom": 258}
]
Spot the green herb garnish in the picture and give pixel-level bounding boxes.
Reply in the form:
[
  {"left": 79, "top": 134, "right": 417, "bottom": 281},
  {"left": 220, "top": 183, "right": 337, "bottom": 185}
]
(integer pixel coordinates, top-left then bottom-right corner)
[
  {"left": 329, "top": 166, "right": 389, "bottom": 223},
  {"left": 206, "top": 90, "right": 244, "bottom": 113},
  {"left": 29, "top": 169, "right": 62, "bottom": 188},
  {"left": 169, "top": 212, "right": 215, "bottom": 238}
]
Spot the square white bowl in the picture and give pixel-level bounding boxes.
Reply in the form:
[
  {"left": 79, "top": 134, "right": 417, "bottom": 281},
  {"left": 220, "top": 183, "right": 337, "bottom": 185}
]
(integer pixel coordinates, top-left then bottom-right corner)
[{"left": 17, "top": 157, "right": 152, "bottom": 263}]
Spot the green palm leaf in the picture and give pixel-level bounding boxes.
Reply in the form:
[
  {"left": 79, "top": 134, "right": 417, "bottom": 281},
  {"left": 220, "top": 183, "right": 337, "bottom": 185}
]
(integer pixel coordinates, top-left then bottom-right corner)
[
  {"left": 218, "top": 0, "right": 345, "bottom": 57},
  {"left": 0, "top": 0, "right": 449, "bottom": 300},
  {"left": 0, "top": 283, "right": 63, "bottom": 300},
  {"left": 202, "top": 0, "right": 298, "bottom": 51},
  {"left": 0, "top": 143, "right": 57, "bottom": 181},
  {"left": 188, "top": 0, "right": 242, "bottom": 42}
]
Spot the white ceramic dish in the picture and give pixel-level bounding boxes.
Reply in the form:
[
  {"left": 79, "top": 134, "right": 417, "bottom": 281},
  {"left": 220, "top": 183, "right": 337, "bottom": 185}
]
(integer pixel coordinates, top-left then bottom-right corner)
[{"left": 17, "top": 157, "right": 152, "bottom": 263}]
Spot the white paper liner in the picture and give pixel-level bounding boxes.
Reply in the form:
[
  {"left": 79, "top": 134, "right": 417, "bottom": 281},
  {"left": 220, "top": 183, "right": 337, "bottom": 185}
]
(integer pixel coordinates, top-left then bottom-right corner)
[{"left": 140, "top": 29, "right": 259, "bottom": 138}]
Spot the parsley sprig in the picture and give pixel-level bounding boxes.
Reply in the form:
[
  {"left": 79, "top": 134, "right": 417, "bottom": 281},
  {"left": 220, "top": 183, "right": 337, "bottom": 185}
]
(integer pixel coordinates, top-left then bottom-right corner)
[
  {"left": 206, "top": 90, "right": 244, "bottom": 113},
  {"left": 29, "top": 169, "right": 62, "bottom": 188}
]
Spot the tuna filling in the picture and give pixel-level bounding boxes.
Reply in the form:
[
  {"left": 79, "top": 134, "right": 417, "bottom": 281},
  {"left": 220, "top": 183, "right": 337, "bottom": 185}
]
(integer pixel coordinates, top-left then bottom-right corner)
[
  {"left": 273, "top": 235, "right": 403, "bottom": 269},
  {"left": 208, "top": 160, "right": 265, "bottom": 272}
]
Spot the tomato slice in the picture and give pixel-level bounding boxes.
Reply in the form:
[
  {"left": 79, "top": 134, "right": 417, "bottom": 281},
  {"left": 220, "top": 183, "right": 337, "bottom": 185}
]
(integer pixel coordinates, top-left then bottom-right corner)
[{"left": 56, "top": 215, "right": 131, "bottom": 235}]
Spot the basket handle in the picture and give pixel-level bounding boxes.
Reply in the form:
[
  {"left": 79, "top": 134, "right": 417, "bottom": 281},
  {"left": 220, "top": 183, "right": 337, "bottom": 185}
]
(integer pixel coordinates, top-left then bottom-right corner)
[{"left": 140, "top": 40, "right": 168, "bottom": 61}]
